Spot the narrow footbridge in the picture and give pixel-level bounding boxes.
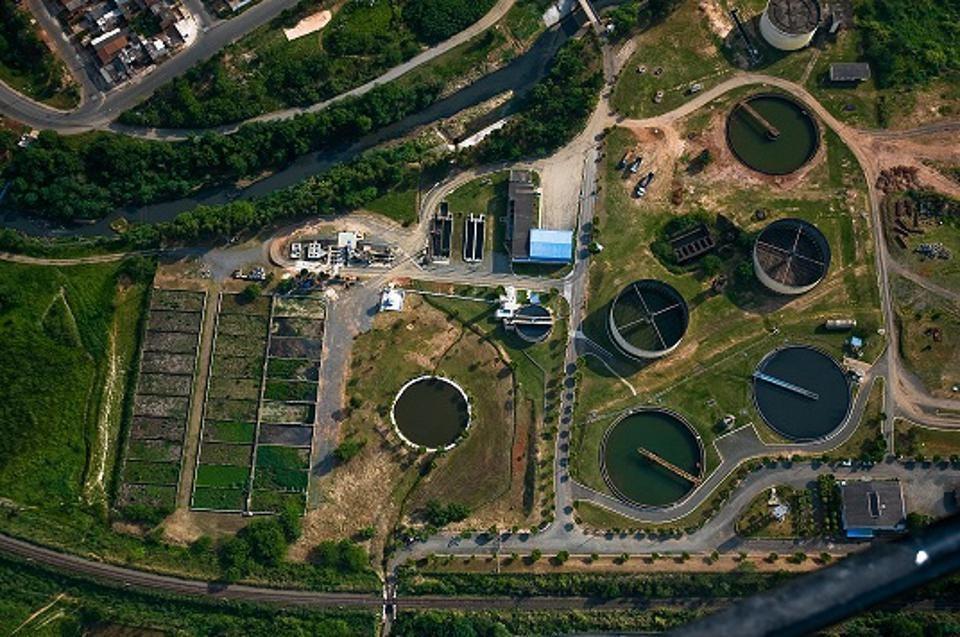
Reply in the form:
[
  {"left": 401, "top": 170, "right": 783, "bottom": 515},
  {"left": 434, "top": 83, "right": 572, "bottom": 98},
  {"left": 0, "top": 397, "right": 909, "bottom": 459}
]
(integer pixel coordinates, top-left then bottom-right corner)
[{"left": 636, "top": 447, "right": 701, "bottom": 485}]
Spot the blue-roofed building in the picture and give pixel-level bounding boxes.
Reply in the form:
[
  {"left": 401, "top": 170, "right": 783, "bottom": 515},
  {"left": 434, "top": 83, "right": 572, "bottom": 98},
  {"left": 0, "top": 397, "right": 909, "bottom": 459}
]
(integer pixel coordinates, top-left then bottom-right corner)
[
  {"left": 521, "top": 229, "right": 573, "bottom": 264},
  {"left": 506, "top": 170, "right": 573, "bottom": 265}
]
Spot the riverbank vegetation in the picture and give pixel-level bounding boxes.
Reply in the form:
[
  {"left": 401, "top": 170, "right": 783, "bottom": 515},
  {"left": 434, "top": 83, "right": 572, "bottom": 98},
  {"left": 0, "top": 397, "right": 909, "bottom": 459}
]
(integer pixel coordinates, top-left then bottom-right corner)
[
  {"left": 122, "top": 0, "right": 506, "bottom": 128},
  {"left": 6, "top": 82, "right": 440, "bottom": 221},
  {"left": 0, "top": 0, "right": 78, "bottom": 109},
  {"left": 0, "top": 556, "right": 376, "bottom": 636}
]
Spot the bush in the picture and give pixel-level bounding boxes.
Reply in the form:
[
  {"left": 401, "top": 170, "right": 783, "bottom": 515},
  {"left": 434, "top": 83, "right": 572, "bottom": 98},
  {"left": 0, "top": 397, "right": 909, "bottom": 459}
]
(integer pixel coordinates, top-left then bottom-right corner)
[
  {"left": 403, "top": 0, "right": 495, "bottom": 45},
  {"left": 423, "top": 500, "right": 470, "bottom": 527},
  {"left": 334, "top": 437, "right": 366, "bottom": 463}
]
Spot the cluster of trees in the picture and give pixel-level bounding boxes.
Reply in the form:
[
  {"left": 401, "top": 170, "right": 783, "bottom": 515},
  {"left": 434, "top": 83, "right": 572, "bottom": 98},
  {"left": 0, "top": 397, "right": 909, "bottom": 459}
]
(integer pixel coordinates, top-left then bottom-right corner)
[
  {"left": 6, "top": 81, "right": 441, "bottom": 220},
  {"left": 470, "top": 37, "right": 604, "bottom": 163},
  {"left": 0, "top": 0, "right": 66, "bottom": 99},
  {"left": 396, "top": 570, "right": 795, "bottom": 598},
  {"left": 816, "top": 474, "right": 842, "bottom": 537},
  {"left": 857, "top": 0, "right": 960, "bottom": 88},
  {"left": 423, "top": 500, "right": 470, "bottom": 527},
  {"left": 606, "top": 0, "right": 684, "bottom": 41},
  {"left": 403, "top": 0, "right": 495, "bottom": 45},
  {"left": 219, "top": 504, "right": 302, "bottom": 580}
]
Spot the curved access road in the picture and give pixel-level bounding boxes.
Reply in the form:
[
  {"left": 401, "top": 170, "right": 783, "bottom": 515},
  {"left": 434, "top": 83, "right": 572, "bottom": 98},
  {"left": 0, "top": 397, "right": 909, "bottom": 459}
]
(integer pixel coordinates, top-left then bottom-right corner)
[{"left": 0, "top": 0, "right": 517, "bottom": 137}]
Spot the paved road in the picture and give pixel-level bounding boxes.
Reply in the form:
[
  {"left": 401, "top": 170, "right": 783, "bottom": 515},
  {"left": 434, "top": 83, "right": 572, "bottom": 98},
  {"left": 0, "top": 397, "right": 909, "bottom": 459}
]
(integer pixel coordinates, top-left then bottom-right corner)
[
  {"left": 0, "top": 0, "right": 302, "bottom": 133},
  {"left": 0, "top": 0, "right": 518, "bottom": 137}
]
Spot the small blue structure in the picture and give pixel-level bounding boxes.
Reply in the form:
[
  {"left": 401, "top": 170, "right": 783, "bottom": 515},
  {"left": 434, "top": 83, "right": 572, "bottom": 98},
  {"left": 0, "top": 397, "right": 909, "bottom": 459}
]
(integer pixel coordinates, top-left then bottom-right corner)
[{"left": 519, "top": 229, "right": 573, "bottom": 264}]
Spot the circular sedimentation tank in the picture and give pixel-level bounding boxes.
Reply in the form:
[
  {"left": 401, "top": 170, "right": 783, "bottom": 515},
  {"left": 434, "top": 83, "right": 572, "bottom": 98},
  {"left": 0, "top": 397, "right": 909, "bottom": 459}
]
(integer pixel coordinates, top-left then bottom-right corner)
[
  {"left": 753, "top": 217, "right": 831, "bottom": 294},
  {"left": 726, "top": 94, "right": 819, "bottom": 175},
  {"left": 759, "top": 0, "right": 821, "bottom": 51},
  {"left": 601, "top": 409, "right": 704, "bottom": 507},
  {"left": 514, "top": 304, "right": 553, "bottom": 344},
  {"left": 607, "top": 280, "right": 689, "bottom": 359},
  {"left": 391, "top": 376, "right": 470, "bottom": 450},
  {"left": 753, "top": 346, "right": 851, "bottom": 442}
]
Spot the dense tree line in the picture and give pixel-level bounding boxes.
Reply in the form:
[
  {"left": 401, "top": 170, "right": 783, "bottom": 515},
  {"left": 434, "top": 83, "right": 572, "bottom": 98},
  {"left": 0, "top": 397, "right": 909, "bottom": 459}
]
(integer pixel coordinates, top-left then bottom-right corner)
[
  {"left": 396, "top": 570, "right": 795, "bottom": 597},
  {"left": 2, "top": 34, "right": 606, "bottom": 253},
  {"left": 857, "top": 0, "right": 960, "bottom": 88},
  {"left": 392, "top": 609, "right": 697, "bottom": 636},
  {"left": 470, "top": 37, "right": 603, "bottom": 163},
  {"left": 403, "top": 0, "right": 495, "bottom": 45},
  {"left": 5, "top": 81, "right": 441, "bottom": 220}
]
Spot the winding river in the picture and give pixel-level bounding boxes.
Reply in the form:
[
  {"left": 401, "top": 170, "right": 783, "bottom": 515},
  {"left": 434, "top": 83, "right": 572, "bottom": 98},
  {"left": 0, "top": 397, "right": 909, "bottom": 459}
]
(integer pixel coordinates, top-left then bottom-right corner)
[{"left": 0, "top": 12, "right": 585, "bottom": 238}]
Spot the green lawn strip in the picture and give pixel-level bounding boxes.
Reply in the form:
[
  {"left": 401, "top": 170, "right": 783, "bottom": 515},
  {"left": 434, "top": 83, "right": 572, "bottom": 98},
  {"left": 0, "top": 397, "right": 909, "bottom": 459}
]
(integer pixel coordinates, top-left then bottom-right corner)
[
  {"left": 195, "top": 463, "right": 251, "bottom": 489},
  {"left": 254, "top": 446, "right": 309, "bottom": 491},
  {"left": 125, "top": 0, "right": 516, "bottom": 128},
  {"left": 264, "top": 379, "right": 318, "bottom": 401},
  {"left": 123, "top": 460, "right": 181, "bottom": 486},
  {"left": 250, "top": 489, "right": 307, "bottom": 513},
  {"left": 192, "top": 486, "right": 247, "bottom": 510},
  {"left": 127, "top": 439, "right": 182, "bottom": 463},
  {"left": 203, "top": 420, "right": 256, "bottom": 444},
  {"left": 266, "top": 357, "right": 318, "bottom": 381},
  {"left": 827, "top": 377, "right": 885, "bottom": 462},
  {"left": 895, "top": 419, "right": 960, "bottom": 460},
  {"left": 200, "top": 442, "right": 254, "bottom": 466}
]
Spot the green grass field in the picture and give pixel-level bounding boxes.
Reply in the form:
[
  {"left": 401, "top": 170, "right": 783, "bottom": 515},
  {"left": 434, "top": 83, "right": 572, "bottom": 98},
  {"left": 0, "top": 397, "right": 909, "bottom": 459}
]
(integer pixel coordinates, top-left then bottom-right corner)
[
  {"left": 610, "top": 1, "right": 732, "bottom": 119},
  {"left": 892, "top": 275, "right": 960, "bottom": 398},
  {"left": 0, "top": 261, "right": 149, "bottom": 507},
  {"left": 895, "top": 419, "right": 960, "bottom": 459}
]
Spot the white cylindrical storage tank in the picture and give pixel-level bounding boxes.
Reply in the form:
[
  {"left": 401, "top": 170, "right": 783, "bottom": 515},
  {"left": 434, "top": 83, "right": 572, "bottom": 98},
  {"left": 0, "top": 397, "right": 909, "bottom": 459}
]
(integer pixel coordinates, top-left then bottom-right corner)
[
  {"left": 607, "top": 280, "right": 689, "bottom": 360},
  {"left": 753, "top": 218, "right": 831, "bottom": 295},
  {"left": 759, "top": 0, "right": 821, "bottom": 51}
]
